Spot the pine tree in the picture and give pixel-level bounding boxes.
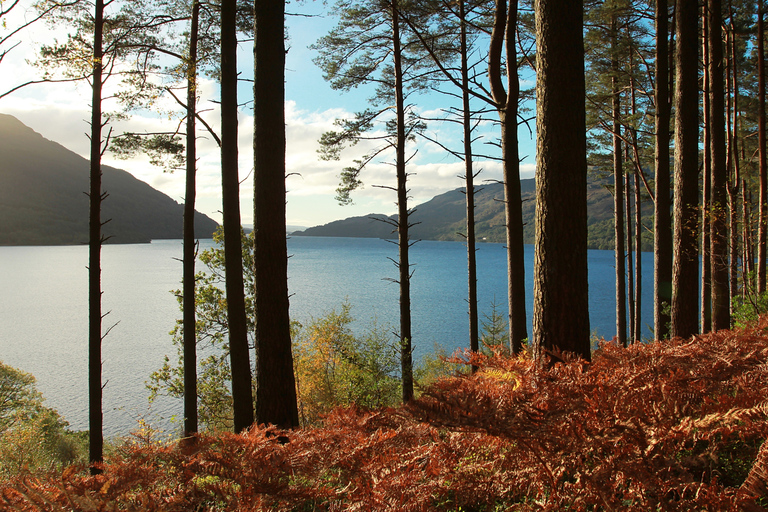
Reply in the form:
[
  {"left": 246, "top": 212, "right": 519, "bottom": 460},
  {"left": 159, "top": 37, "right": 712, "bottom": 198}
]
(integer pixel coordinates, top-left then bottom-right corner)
[
  {"left": 671, "top": 0, "right": 700, "bottom": 339},
  {"left": 221, "top": 0, "right": 254, "bottom": 433},
  {"left": 709, "top": 0, "right": 731, "bottom": 331},
  {"left": 253, "top": 0, "right": 300, "bottom": 428},
  {"left": 314, "top": 0, "right": 429, "bottom": 401},
  {"left": 654, "top": 0, "right": 672, "bottom": 341},
  {"left": 532, "top": 0, "right": 590, "bottom": 362}
]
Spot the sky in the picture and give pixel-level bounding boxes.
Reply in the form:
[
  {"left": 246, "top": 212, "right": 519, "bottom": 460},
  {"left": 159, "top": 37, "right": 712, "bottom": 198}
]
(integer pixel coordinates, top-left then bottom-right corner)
[{"left": 0, "top": 0, "right": 536, "bottom": 229}]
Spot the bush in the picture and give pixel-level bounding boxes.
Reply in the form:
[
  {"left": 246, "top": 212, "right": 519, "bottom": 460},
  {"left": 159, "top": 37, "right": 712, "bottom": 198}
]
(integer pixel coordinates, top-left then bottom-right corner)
[
  {"left": 0, "top": 362, "right": 87, "bottom": 478},
  {"left": 733, "top": 284, "right": 768, "bottom": 329},
  {"left": 293, "top": 303, "right": 401, "bottom": 425}
]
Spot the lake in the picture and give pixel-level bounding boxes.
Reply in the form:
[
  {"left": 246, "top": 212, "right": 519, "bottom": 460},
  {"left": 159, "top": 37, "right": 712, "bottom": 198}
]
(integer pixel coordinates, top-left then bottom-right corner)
[{"left": 0, "top": 236, "right": 654, "bottom": 436}]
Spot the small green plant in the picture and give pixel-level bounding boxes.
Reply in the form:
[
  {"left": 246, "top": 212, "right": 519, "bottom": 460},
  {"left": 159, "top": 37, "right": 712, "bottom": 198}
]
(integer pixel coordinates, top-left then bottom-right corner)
[{"left": 479, "top": 298, "right": 509, "bottom": 355}]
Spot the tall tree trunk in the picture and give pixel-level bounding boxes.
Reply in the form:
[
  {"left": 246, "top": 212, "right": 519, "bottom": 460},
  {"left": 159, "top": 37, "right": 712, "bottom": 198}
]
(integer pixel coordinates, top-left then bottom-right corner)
[
  {"left": 459, "top": 0, "right": 479, "bottom": 362},
  {"left": 671, "top": 0, "right": 700, "bottom": 339},
  {"left": 489, "top": 0, "right": 526, "bottom": 353},
  {"left": 532, "top": 0, "right": 590, "bottom": 362},
  {"left": 758, "top": 2, "right": 767, "bottom": 293},
  {"left": 611, "top": 15, "right": 627, "bottom": 347},
  {"left": 726, "top": 9, "right": 740, "bottom": 309},
  {"left": 708, "top": 0, "right": 730, "bottom": 331},
  {"left": 634, "top": 169, "right": 642, "bottom": 342},
  {"left": 626, "top": 169, "right": 635, "bottom": 341},
  {"left": 629, "top": 67, "right": 642, "bottom": 343},
  {"left": 221, "top": 0, "right": 254, "bottom": 433},
  {"left": 392, "top": 0, "right": 413, "bottom": 401},
  {"left": 88, "top": 0, "right": 105, "bottom": 475},
  {"left": 654, "top": 0, "right": 672, "bottom": 341},
  {"left": 701, "top": 6, "right": 712, "bottom": 333},
  {"left": 182, "top": 0, "right": 199, "bottom": 440},
  {"left": 253, "top": 0, "right": 299, "bottom": 428},
  {"left": 744, "top": 180, "right": 755, "bottom": 284}
]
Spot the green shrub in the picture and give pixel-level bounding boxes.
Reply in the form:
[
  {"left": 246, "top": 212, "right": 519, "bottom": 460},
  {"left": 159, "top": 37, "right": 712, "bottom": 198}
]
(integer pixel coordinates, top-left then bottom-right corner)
[
  {"left": 0, "top": 361, "right": 87, "bottom": 477},
  {"left": 732, "top": 273, "right": 768, "bottom": 329}
]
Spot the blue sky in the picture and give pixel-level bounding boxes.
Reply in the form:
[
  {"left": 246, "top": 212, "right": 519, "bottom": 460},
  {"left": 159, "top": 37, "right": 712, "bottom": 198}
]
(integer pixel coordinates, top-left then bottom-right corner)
[{"left": 0, "top": 0, "right": 536, "bottom": 229}]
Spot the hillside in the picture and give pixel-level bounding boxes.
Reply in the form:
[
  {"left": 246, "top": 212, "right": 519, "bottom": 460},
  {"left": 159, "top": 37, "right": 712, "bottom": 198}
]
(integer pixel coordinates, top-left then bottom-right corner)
[
  {"left": 3, "top": 322, "right": 768, "bottom": 509},
  {"left": 294, "top": 177, "right": 653, "bottom": 250},
  {"left": 0, "top": 114, "right": 218, "bottom": 245}
]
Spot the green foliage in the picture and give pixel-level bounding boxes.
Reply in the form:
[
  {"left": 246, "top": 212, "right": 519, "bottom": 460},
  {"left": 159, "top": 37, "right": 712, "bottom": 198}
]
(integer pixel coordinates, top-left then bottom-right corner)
[
  {"left": 732, "top": 273, "right": 768, "bottom": 329},
  {"left": 479, "top": 298, "right": 509, "bottom": 355},
  {"left": 312, "top": 0, "right": 429, "bottom": 206},
  {"left": 110, "top": 133, "right": 186, "bottom": 172},
  {"left": 293, "top": 303, "right": 402, "bottom": 425},
  {"left": 0, "top": 361, "right": 86, "bottom": 478}
]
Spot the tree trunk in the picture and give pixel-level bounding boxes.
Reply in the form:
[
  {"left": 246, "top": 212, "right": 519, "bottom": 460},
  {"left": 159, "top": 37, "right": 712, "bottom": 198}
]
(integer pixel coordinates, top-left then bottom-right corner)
[
  {"left": 744, "top": 180, "right": 755, "bottom": 285},
  {"left": 726, "top": 10, "right": 740, "bottom": 310},
  {"left": 653, "top": 0, "right": 672, "bottom": 341},
  {"left": 626, "top": 169, "right": 635, "bottom": 342},
  {"left": 459, "top": 0, "right": 479, "bottom": 363},
  {"left": 629, "top": 67, "right": 642, "bottom": 343},
  {"left": 701, "top": 6, "right": 711, "bottom": 333},
  {"left": 758, "top": 2, "right": 767, "bottom": 293},
  {"left": 182, "top": 0, "right": 199, "bottom": 440},
  {"left": 708, "top": 0, "right": 730, "bottom": 331},
  {"left": 611, "top": 15, "right": 626, "bottom": 347},
  {"left": 634, "top": 169, "right": 642, "bottom": 343},
  {"left": 88, "top": 0, "right": 105, "bottom": 475},
  {"left": 221, "top": 0, "right": 254, "bottom": 433},
  {"left": 253, "top": 0, "right": 299, "bottom": 428},
  {"left": 393, "top": 0, "right": 413, "bottom": 401},
  {"left": 489, "top": 0, "right": 526, "bottom": 353},
  {"left": 671, "top": 0, "right": 700, "bottom": 339},
  {"left": 532, "top": 0, "right": 590, "bottom": 362}
]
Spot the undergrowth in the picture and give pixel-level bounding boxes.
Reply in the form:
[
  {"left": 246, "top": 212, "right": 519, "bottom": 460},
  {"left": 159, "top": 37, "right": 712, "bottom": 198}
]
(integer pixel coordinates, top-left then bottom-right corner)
[{"left": 4, "top": 319, "right": 768, "bottom": 510}]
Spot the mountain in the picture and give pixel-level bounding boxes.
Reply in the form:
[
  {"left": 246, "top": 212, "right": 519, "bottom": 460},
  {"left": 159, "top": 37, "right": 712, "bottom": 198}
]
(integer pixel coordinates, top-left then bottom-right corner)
[
  {"left": 293, "top": 177, "right": 652, "bottom": 251},
  {"left": 0, "top": 114, "right": 218, "bottom": 245}
]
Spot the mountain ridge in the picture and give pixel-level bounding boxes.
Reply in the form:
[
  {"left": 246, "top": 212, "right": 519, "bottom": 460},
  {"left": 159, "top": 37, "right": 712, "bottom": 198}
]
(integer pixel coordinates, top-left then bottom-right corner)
[
  {"left": 294, "top": 177, "right": 651, "bottom": 251},
  {"left": 0, "top": 114, "right": 218, "bottom": 245}
]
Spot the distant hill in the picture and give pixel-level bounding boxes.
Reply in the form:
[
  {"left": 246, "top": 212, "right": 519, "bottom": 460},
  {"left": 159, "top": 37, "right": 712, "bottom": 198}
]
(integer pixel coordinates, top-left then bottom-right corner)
[
  {"left": 0, "top": 114, "right": 218, "bottom": 245},
  {"left": 294, "top": 177, "right": 653, "bottom": 251}
]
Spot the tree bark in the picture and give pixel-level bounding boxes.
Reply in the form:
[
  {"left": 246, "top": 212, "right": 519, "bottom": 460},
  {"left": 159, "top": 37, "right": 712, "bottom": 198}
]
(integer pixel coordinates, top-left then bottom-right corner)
[
  {"left": 489, "top": 0, "right": 526, "bottom": 353},
  {"left": 626, "top": 169, "right": 635, "bottom": 341},
  {"left": 182, "top": 0, "right": 199, "bottom": 440},
  {"left": 701, "top": 6, "right": 711, "bottom": 333},
  {"left": 221, "top": 0, "right": 254, "bottom": 433},
  {"left": 611, "top": 15, "right": 626, "bottom": 347},
  {"left": 671, "top": 0, "right": 700, "bottom": 339},
  {"left": 708, "top": 0, "right": 730, "bottom": 331},
  {"left": 653, "top": 0, "right": 672, "bottom": 341},
  {"left": 532, "top": 0, "right": 590, "bottom": 362},
  {"left": 759, "top": 2, "right": 767, "bottom": 294},
  {"left": 253, "top": 0, "right": 299, "bottom": 428},
  {"left": 634, "top": 169, "right": 642, "bottom": 343},
  {"left": 726, "top": 10, "right": 740, "bottom": 312},
  {"left": 459, "top": 0, "right": 479, "bottom": 363},
  {"left": 88, "top": 0, "right": 105, "bottom": 475},
  {"left": 393, "top": 0, "right": 414, "bottom": 402}
]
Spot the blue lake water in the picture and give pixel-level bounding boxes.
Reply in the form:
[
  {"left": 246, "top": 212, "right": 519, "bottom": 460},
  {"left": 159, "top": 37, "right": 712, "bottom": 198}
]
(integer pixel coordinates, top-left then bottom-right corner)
[{"left": 0, "top": 237, "right": 653, "bottom": 436}]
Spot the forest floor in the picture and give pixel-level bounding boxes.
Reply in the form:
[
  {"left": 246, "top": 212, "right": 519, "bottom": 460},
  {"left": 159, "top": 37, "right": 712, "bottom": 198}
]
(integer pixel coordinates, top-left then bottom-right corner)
[{"left": 3, "top": 321, "right": 768, "bottom": 511}]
